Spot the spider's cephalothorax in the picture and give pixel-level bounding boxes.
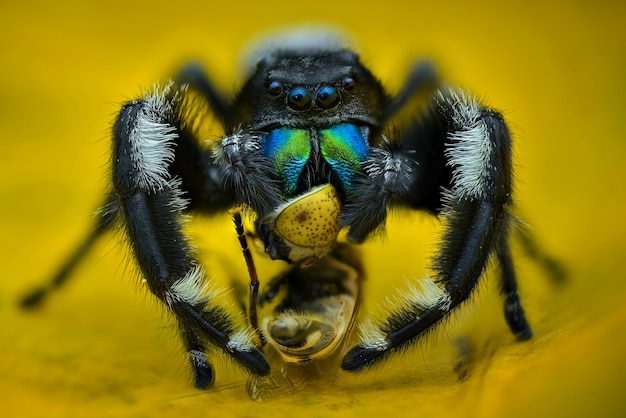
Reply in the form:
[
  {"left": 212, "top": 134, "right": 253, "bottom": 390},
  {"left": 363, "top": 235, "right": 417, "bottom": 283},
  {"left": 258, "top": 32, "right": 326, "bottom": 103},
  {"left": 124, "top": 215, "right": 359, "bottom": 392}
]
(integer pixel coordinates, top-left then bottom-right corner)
[{"left": 22, "top": 32, "right": 534, "bottom": 391}]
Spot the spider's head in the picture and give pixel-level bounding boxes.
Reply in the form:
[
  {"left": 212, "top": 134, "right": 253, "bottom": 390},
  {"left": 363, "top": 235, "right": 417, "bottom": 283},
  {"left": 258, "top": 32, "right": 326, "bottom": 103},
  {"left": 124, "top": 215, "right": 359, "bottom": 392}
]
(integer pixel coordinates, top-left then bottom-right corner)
[{"left": 230, "top": 39, "right": 387, "bottom": 131}]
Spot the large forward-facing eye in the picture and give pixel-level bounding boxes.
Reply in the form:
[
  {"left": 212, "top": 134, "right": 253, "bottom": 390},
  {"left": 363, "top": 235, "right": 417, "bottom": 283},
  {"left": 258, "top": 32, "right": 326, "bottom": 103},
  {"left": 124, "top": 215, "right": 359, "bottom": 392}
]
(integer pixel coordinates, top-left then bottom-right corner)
[
  {"left": 316, "top": 86, "right": 340, "bottom": 109},
  {"left": 287, "top": 87, "right": 312, "bottom": 111}
]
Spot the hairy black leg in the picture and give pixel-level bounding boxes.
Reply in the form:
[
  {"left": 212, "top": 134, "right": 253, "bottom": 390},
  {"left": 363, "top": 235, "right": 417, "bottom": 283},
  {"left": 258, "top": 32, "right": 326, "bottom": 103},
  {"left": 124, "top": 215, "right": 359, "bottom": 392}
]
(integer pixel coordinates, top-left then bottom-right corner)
[
  {"left": 20, "top": 77, "right": 233, "bottom": 309},
  {"left": 383, "top": 61, "right": 437, "bottom": 121},
  {"left": 181, "top": 325, "right": 215, "bottom": 389},
  {"left": 20, "top": 194, "right": 118, "bottom": 308},
  {"left": 515, "top": 225, "right": 567, "bottom": 284},
  {"left": 112, "top": 83, "right": 269, "bottom": 385},
  {"left": 342, "top": 88, "right": 523, "bottom": 371},
  {"left": 496, "top": 222, "right": 533, "bottom": 340},
  {"left": 342, "top": 199, "right": 505, "bottom": 371},
  {"left": 176, "top": 62, "right": 231, "bottom": 122}
]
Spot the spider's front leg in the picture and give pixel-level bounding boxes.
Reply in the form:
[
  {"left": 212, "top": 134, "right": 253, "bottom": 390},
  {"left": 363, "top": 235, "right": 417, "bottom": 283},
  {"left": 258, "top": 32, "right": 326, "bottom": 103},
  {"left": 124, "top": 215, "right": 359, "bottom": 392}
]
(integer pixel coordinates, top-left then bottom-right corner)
[
  {"left": 342, "top": 87, "right": 531, "bottom": 371},
  {"left": 111, "top": 83, "right": 270, "bottom": 388}
]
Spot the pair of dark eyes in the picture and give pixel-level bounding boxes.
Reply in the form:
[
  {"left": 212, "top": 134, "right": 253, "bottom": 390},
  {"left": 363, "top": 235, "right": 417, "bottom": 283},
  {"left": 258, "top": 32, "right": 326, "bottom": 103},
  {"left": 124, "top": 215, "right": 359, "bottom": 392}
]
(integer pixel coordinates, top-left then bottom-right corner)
[{"left": 266, "top": 77, "right": 355, "bottom": 110}]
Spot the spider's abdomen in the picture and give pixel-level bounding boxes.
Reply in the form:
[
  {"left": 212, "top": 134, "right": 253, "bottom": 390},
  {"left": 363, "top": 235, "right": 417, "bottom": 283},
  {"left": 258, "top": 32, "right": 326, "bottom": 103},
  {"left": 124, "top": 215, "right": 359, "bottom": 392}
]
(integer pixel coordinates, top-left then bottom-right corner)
[{"left": 261, "top": 123, "right": 370, "bottom": 196}]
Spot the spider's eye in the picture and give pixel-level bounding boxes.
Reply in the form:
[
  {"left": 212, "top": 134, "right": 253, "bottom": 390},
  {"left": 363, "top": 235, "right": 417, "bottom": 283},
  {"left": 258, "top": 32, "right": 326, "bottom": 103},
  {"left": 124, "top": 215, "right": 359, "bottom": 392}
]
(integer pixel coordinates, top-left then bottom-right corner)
[
  {"left": 287, "top": 88, "right": 311, "bottom": 111},
  {"left": 316, "top": 86, "right": 340, "bottom": 109},
  {"left": 342, "top": 77, "right": 355, "bottom": 91},
  {"left": 267, "top": 81, "right": 283, "bottom": 96}
]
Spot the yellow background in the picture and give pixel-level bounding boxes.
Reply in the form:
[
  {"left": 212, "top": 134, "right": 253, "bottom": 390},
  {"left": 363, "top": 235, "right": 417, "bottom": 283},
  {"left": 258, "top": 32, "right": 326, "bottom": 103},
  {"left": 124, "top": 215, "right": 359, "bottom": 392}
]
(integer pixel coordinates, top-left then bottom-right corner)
[{"left": 1, "top": 0, "right": 625, "bottom": 417}]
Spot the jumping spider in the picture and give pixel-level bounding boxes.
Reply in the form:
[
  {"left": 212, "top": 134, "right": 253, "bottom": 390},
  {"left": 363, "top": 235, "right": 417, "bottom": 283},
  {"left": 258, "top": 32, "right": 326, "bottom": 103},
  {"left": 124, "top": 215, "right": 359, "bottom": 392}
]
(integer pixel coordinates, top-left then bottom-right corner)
[{"left": 22, "top": 31, "right": 535, "bottom": 391}]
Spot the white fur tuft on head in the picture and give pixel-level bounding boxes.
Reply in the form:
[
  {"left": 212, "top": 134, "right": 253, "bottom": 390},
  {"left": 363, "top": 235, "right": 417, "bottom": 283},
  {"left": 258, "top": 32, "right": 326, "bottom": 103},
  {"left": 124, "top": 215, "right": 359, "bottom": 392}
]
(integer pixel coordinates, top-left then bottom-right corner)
[{"left": 240, "top": 26, "right": 354, "bottom": 73}]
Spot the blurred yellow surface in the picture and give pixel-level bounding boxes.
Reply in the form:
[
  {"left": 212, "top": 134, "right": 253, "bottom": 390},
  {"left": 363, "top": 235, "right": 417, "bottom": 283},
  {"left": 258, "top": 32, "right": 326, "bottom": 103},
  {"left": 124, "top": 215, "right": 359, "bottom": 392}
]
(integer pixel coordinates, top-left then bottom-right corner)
[{"left": 1, "top": 1, "right": 625, "bottom": 417}]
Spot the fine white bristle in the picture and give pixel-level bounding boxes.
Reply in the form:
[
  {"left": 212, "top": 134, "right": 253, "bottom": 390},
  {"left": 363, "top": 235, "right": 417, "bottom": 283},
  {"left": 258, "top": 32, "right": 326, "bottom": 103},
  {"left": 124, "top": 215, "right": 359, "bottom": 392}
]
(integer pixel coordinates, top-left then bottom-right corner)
[
  {"left": 129, "top": 82, "right": 180, "bottom": 192},
  {"left": 403, "top": 279, "right": 448, "bottom": 311},
  {"left": 227, "top": 328, "right": 257, "bottom": 353},
  {"left": 357, "top": 320, "right": 389, "bottom": 351},
  {"left": 441, "top": 89, "right": 493, "bottom": 199},
  {"left": 240, "top": 26, "right": 352, "bottom": 73},
  {"left": 166, "top": 264, "right": 214, "bottom": 307}
]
